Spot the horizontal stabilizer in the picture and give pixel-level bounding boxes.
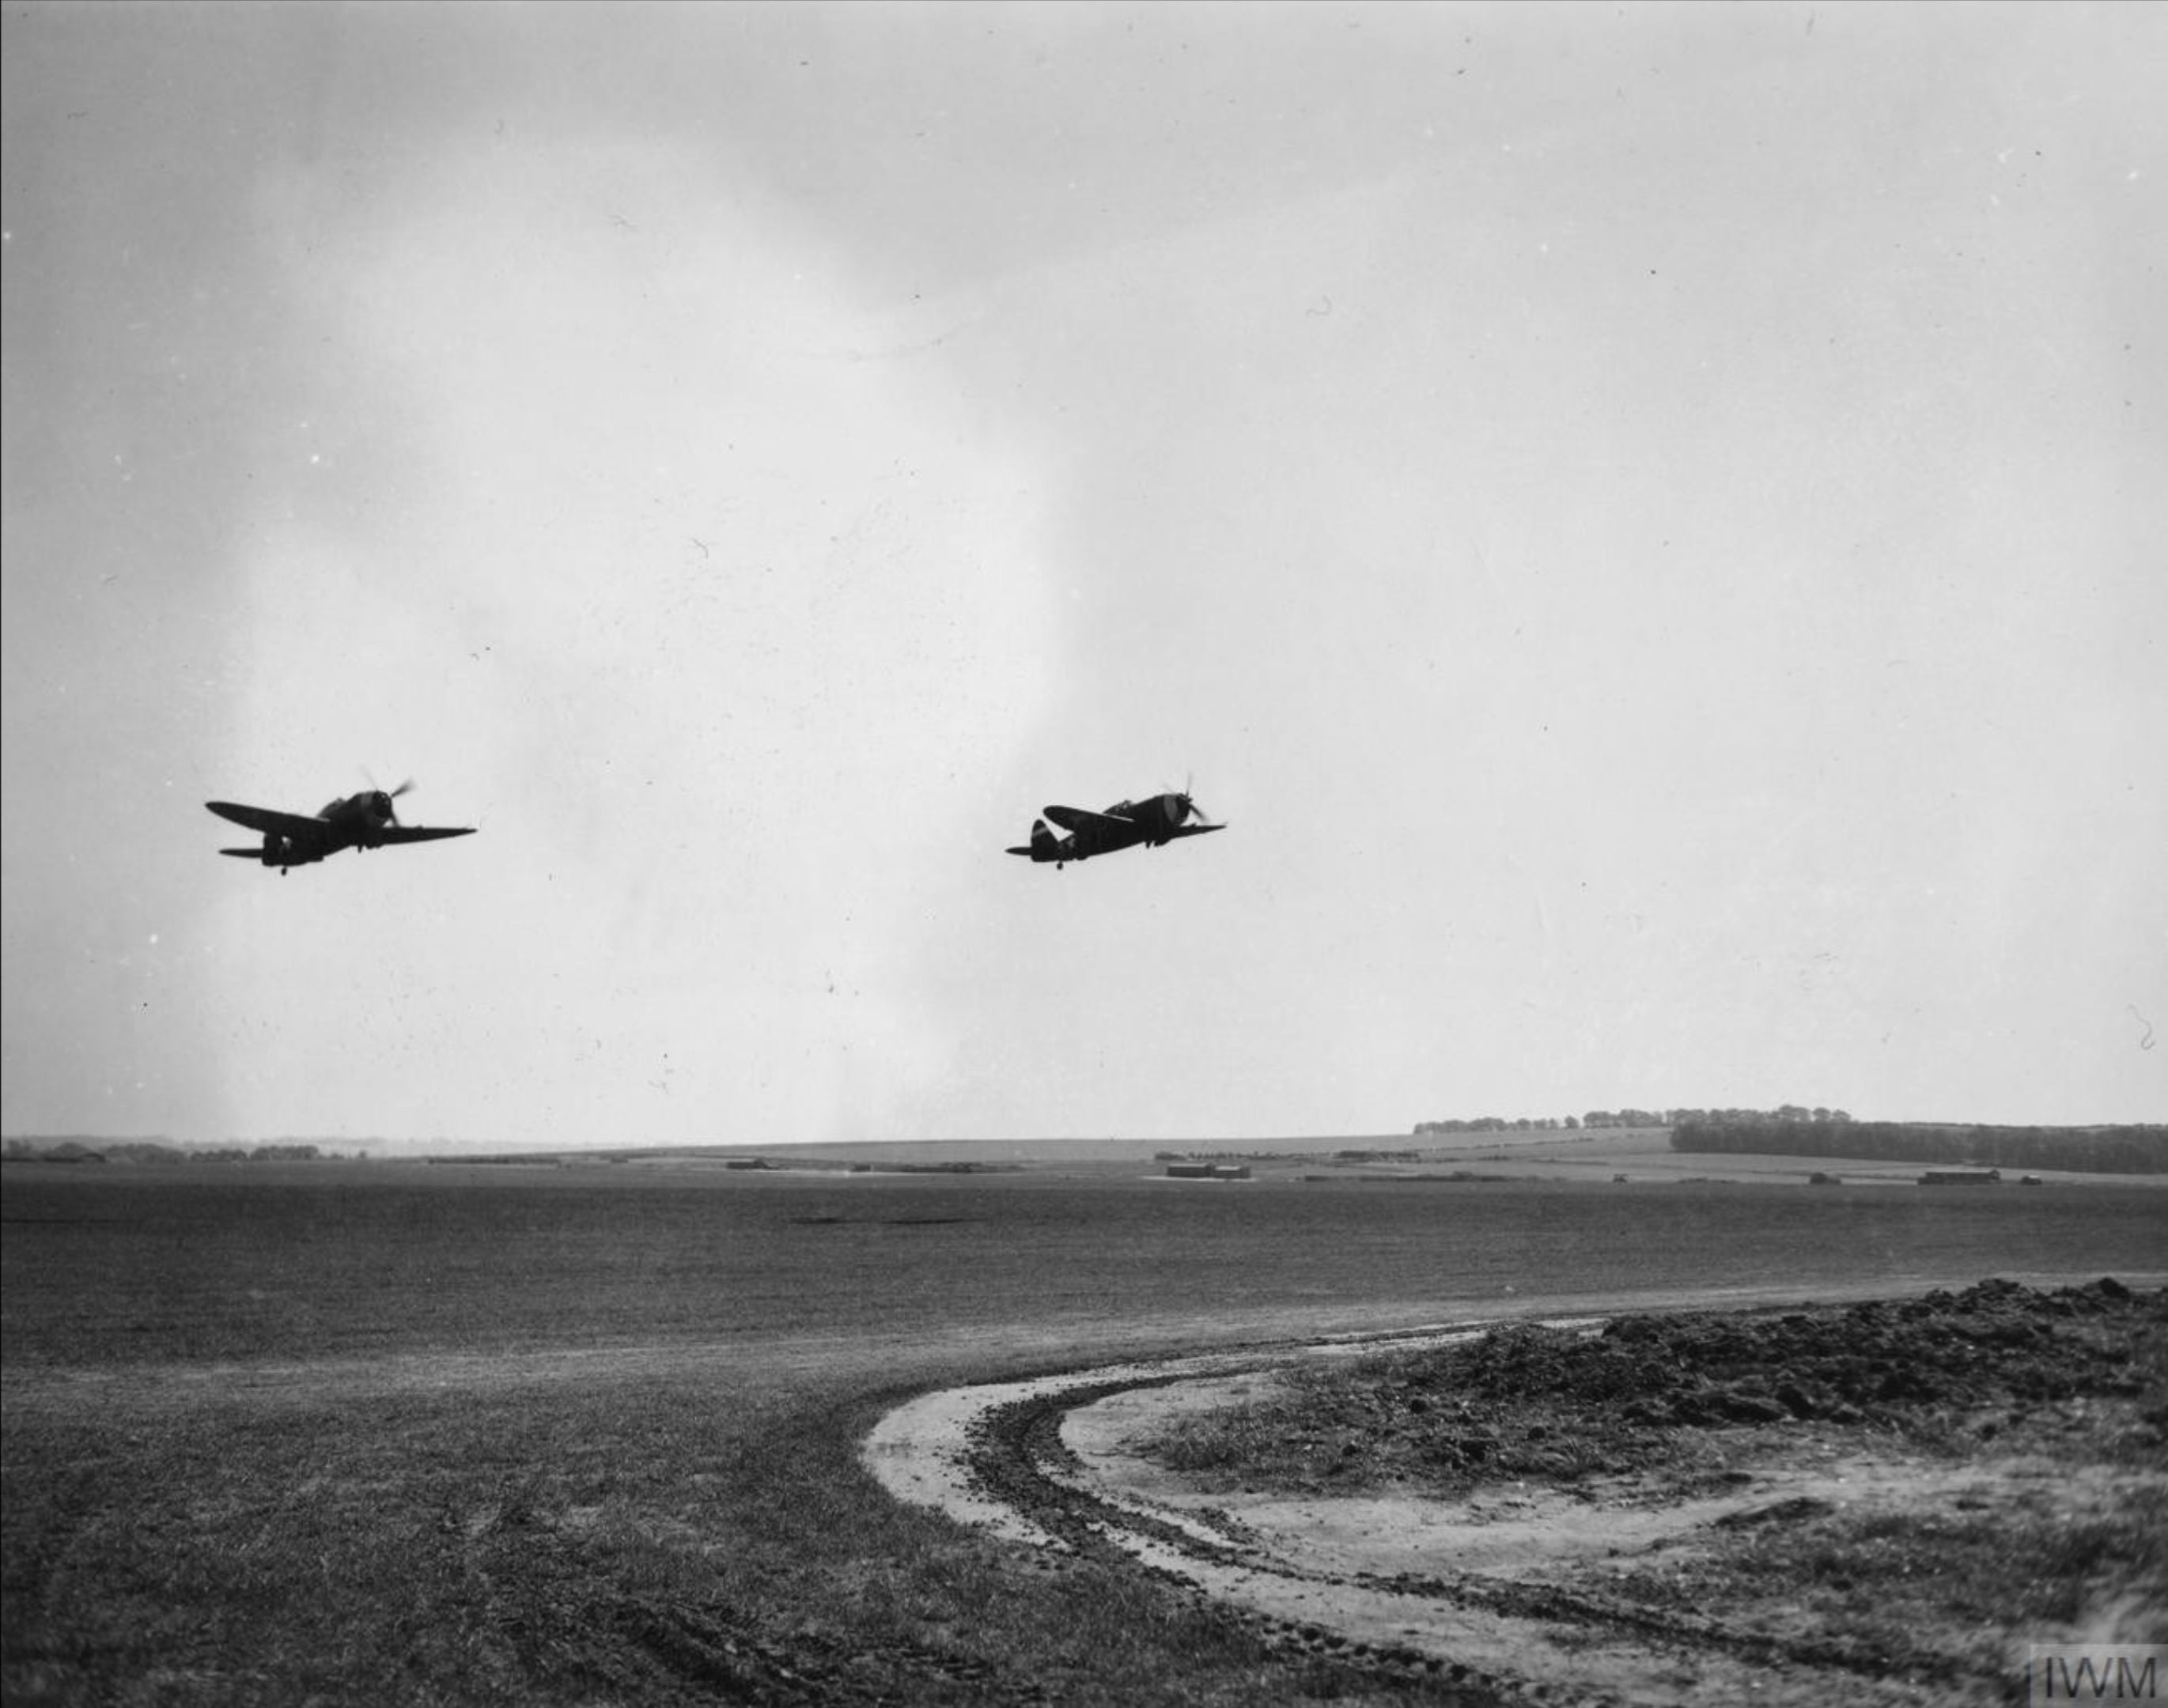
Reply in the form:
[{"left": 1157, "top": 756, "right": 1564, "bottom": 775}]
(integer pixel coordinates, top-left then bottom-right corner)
[{"left": 1007, "top": 817, "right": 1066, "bottom": 862}]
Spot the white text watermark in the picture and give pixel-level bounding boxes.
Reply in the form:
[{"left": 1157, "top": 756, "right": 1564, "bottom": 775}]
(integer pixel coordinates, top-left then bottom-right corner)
[{"left": 2028, "top": 1645, "right": 2164, "bottom": 1704}]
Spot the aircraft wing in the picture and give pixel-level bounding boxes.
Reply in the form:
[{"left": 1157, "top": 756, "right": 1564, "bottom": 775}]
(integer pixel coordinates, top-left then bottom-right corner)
[
  {"left": 205, "top": 801, "right": 323, "bottom": 837},
  {"left": 1042, "top": 804, "right": 1135, "bottom": 834},
  {"left": 1163, "top": 822, "right": 1224, "bottom": 840},
  {"left": 377, "top": 825, "right": 476, "bottom": 845}
]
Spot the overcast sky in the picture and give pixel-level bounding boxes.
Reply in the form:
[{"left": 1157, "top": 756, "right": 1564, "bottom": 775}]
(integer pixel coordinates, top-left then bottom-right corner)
[{"left": 4, "top": 2, "right": 2160, "bottom": 1148}]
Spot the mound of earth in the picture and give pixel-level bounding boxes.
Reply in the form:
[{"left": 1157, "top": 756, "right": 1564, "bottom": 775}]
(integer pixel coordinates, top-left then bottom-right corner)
[
  {"left": 1122, "top": 1278, "right": 2165, "bottom": 1702},
  {"left": 871, "top": 1278, "right": 2166, "bottom": 1707},
  {"left": 1148, "top": 1275, "right": 2166, "bottom": 1496}
]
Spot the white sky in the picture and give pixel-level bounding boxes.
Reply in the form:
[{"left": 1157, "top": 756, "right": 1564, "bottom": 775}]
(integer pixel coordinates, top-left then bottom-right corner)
[{"left": 3, "top": 2, "right": 2161, "bottom": 1147}]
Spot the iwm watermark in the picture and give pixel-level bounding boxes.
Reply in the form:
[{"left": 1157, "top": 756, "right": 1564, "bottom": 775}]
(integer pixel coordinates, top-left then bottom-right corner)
[{"left": 2028, "top": 1644, "right": 2163, "bottom": 1703}]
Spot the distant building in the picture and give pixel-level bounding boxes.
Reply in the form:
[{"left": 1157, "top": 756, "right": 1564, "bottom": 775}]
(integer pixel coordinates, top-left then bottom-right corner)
[
  {"left": 1919, "top": 1168, "right": 2001, "bottom": 1186},
  {"left": 1164, "top": 1162, "right": 1251, "bottom": 1181}
]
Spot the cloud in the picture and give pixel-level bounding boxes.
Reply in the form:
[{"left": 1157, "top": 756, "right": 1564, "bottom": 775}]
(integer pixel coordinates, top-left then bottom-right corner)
[
  {"left": 8, "top": 5, "right": 2159, "bottom": 1143},
  {"left": 206, "top": 133, "right": 1059, "bottom": 1144}
]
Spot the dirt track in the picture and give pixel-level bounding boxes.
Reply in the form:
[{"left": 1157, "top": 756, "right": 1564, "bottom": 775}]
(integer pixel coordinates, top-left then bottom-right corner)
[{"left": 865, "top": 1275, "right": 2168, "bottom": 1707}]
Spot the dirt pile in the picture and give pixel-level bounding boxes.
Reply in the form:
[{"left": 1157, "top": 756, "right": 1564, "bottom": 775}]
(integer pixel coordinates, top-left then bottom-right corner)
[
  {"left": 1093, "top": 1279, "right": 2166, "bottom": 1702},
  {"left": 1148, "top": 1277, "right": 2166, "bottom": 1494}
]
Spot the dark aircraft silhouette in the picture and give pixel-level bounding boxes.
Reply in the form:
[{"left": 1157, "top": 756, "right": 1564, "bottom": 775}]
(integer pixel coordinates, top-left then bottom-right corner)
[
  {"left": 1007, "top": 788, "right": 1223, "bottom": 870},
  {"left": 206, "top": 781, "right": 475, "bottom": 875}
]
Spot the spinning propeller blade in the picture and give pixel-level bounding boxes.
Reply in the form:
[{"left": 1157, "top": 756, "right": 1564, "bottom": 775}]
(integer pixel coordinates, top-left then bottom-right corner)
[{"left": 364, "top": 771, "right": 418, "bottom": 825}]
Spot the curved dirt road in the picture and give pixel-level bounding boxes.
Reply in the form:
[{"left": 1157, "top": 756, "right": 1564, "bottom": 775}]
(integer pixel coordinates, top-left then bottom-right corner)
[{"left": 865, "top": 1276, "right": 2166, "bottom": 1707}]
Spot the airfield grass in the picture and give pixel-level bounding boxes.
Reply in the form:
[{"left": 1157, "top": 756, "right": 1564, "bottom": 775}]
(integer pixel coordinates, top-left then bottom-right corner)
[
  {"left": 4, "top": 1371, "right": 1339, "bottom": 1707},
  {"left": 6, "top": 1165, "right": 2166, "bottom": 1705}
]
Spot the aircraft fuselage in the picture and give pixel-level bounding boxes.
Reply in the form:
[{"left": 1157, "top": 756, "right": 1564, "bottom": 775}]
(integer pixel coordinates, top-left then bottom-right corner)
[
  {"left": 1006, "top": 792, "right": 1222, "bottom": 867},
  {"left": 206, "top": 791, "right": 474, "bottom": 874}
]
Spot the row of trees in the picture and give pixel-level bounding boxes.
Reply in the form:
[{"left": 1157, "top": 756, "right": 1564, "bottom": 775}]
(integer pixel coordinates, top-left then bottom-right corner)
[
  {"left": 1414, "top": 1105, "right": 1856, "bottom": 1136},
  {"left": 1671, "top": 1121, "right": 2166, "bottom": 1176},
  {"left": 3, "top": 1139, "right": 352, "bottom": 1164},
  {"left": 1413, "top": 1117, "right": 1582, "bottom": 1134}
]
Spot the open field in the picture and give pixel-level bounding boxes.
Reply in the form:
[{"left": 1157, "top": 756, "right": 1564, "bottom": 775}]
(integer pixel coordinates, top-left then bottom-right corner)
[
  {"left": 6, "top": 1159, "right": 2166, "bottom": 1704},
  {"left": 571, "top": 1128, "right": 2161, "bottom": 1188}
]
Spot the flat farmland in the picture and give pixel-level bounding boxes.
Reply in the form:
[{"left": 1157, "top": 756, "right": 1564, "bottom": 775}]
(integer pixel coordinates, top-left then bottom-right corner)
[{"left": 6, "top": 1162, "right": 2164, "bottom": 1706}]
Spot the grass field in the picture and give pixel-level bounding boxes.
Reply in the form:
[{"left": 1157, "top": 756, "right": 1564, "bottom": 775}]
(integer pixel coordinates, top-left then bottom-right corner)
[{"left": 6, "top": 1161, "right": 2164, "bottom": 1705}]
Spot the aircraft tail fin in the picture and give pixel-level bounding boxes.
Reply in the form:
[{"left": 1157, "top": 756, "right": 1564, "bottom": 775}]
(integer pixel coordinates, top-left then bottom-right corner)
[{"left": 1005, "top": 818, "right": 1064, "bottom": 861}]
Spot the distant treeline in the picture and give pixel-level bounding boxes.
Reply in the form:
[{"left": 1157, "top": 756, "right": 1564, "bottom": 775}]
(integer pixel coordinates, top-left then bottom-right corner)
[
  {"left": 1413, "top": 1117, "right": 1583, "bottom": 1134},
  {"left": 1156, "top": 1149, "right": 1284, "bottom": 1161},
  {"left": 1670, "top": 1121, "right": 2167, "bottom": 1176},
  {"left": 1415, "top": 1105, "right": 1855, "bottom": 1136},
  {"left": 3, "top": 1139, "right": 354, "bottom": 1164}
]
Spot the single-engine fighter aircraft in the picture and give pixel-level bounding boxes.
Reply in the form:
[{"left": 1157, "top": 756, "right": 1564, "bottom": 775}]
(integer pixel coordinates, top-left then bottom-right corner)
[
  {"left": 206, "top": 781, "right": 475, "bottom": 875},
  {"left": 1006, "top": 788, "right": 1223, "bottom": 870}
]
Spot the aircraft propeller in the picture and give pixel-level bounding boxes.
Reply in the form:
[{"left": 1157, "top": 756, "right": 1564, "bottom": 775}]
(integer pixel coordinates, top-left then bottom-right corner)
[{"left": 365, "top": 773, "right": 417, "bottom": 825}]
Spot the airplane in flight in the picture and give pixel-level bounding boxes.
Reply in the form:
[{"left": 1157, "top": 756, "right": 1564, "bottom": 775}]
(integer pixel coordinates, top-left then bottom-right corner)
[
  {"left": 1007, "top": 788, "right": 1223, "bottom": 870},
  {"left": 206, "top": 781, "right": 475, "bottom": 875}
]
